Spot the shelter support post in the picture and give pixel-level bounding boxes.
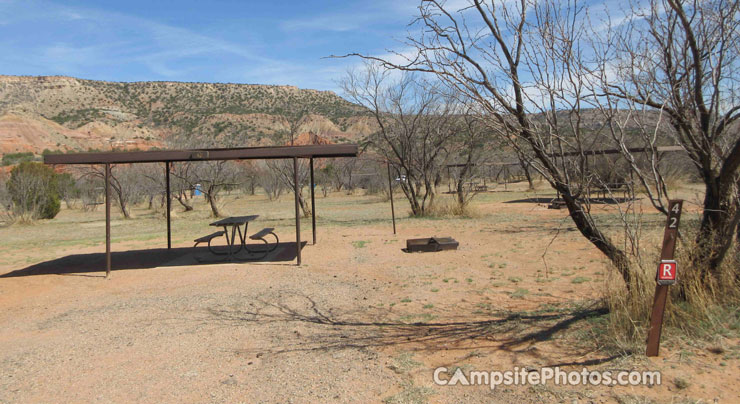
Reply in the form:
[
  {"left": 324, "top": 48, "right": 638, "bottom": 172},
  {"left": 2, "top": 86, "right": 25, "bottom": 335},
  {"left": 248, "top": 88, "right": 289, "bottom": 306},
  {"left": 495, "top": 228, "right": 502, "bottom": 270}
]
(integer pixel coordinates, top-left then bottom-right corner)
[
  {"left": 310, "top": 157, "right": 316, "bottom": 245},
  {"left": 105, "top": 163, "right": 111, "bottom": 279},
  {"left": 165, "top": 161, "right": 171, "bottom": 250},
  {"left": 387, "top": 162, "right": 396, "bottom": 235},
  {"left": 293, "top": 157, "right": 302, "bottom": 265}
]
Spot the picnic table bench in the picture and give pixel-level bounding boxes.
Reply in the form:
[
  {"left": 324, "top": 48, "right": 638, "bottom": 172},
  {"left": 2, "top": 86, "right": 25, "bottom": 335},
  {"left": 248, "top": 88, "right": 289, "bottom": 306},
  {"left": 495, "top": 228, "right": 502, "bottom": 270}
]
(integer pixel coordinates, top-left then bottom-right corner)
[
  {"left": 193, "top": 231, "right": 226, "bottom": 253},
  {"left": 193, "top": 215, "right": 279, "bottom": 260}
]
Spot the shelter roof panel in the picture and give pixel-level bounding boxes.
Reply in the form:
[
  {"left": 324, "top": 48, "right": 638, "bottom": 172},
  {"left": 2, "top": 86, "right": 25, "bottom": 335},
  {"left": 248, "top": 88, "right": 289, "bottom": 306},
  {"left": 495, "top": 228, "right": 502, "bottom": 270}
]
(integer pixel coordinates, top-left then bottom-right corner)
[{"left": 44, "top": 144, "right": 358, "bottom": 165}]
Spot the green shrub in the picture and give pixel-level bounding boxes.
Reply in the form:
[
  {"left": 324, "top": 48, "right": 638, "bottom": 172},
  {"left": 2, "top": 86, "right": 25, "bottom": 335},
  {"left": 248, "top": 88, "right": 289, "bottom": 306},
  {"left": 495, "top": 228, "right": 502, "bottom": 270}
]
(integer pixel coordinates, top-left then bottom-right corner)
[
  {"left": 7, "top": 162, "right": 62, "bottom": 220},
  {"left": 1, "top": 152, "right": 35, "bottom": 166}
]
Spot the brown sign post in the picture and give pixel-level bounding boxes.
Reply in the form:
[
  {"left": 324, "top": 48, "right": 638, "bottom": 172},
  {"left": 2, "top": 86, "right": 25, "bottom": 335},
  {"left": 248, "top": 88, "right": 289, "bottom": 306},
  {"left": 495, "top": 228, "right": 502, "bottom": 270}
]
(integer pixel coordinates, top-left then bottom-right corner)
[{"left": 646, "top": 199, "right": 683, "bottom": 357}]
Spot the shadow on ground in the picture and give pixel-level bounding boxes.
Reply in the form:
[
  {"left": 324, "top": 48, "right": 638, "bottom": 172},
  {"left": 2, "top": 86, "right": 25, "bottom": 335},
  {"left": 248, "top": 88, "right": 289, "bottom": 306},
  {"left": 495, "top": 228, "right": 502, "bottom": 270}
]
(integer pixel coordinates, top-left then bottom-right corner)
[
  {"left": 208, "top": 291, "right": 616, "bottom": 366},
  {"left": 0, "top": 242, "right": 306, "bottom": 278},
  {"left": 505, "top": 197, "right": 636, "bottom": 205}
]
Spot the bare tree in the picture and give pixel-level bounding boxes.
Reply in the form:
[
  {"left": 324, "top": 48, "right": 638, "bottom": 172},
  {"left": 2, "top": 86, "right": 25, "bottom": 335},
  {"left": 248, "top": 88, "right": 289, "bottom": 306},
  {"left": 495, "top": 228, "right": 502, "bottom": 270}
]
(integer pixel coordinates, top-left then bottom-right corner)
[
  {"left": 320, "top": 163, "right": 343, "bottom": 192},
  {"left": 136, "top": 163, "right": 168, "bottom": 212},
  {"left": 340, "top": 63, "right": 459, "bottom": 216},
  {"left": 335, "top": 158, "right": 361, "bottom": 193},
  {"left": 316, "top": 165, "right": 333, "bottom": 197},
  {"left": 169, "top": 162, "right": 195, "bottom": 212},
  {"left": 167, "top": 137, "right": 243, "bottom": 218},
  {"left": 448, "top": 112, "right": 498, "bottom": 207},
  {"left": 256, "top": 161, "right": 285, "bottom": 201},
  {"left": 191, "top": 160, "right": 240, "bottom": 218},
  {"left": 266, "top": 133, "right": 329, "bottom": 217},
  {"left": 593, "top": 0, "right": 740, "bottom": 276},
  {"left": 79, "top": 164, "right": 146, "bottom": 219},
  {"left": 75, "top": 175, "right": 103, "bottom": 212},
  {"left": 267, "top": 158, "right": 312, "bottom": 217},
  {"left": 238, "top": 161, "right": 259, "bottom": 196}
]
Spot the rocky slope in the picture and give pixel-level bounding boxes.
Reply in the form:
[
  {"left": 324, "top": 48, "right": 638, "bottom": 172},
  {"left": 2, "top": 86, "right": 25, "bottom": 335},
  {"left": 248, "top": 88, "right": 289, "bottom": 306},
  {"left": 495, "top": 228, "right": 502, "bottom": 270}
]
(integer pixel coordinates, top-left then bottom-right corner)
[{"left": 0, "top": 75, "right": 373, "bottom": 155}]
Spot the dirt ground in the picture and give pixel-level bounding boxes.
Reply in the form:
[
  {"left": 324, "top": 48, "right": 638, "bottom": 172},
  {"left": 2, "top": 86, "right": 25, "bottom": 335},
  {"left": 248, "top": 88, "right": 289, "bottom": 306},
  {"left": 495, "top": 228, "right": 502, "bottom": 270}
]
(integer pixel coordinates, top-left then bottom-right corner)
[{"left": 0, "top": 186, "right": 737, "bottom": 403}]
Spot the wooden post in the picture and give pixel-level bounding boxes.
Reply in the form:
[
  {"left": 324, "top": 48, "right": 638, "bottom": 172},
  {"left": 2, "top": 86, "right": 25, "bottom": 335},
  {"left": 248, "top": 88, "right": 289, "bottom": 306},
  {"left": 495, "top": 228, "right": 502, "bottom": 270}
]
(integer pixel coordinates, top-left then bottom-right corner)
[
  {"left": 310, "top": 157, "right": 316, "bottom": 245},
  {"left": 646, "top": 199, "right": 683, "bottom": 357},
  {"left": 105, "top": 163, "right": 111, "bottom": 279},
  {"left": 387, "top": 161, "right": 396, "bottom": 235},
  {"left": 293, "top": 157, "right": 301, "bottom": 266},
  {"left": 165, "top": 161, "right": 171, "bottom": 250}
]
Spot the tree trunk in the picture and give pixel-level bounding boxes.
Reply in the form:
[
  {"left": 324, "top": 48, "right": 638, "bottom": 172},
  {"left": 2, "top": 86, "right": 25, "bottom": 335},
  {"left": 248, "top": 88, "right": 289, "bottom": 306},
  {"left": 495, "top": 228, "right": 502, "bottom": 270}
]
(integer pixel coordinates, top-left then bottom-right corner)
[
  {"left": 694, "top": 177, "right": 739, "bottom": 278},
  {"left": 299, "top": 194, "right": 311, "bottom": 218},
  {"left": 522, "top": 163, "right": 534, "bottom": 190},
  {"left": 561, "top": 189, "right": 632, "bottom": 288},
  {"left": 425, "top": 180, "right": 436, "bottom": 213},
  {"left": 118, "top": 198, "right": 130, "bottom": 219},
  {"left": 206, "top": 189, "right": 220, "bottom": 217},
  {"left": 113, "top": 191, "right": 130, "bottom": 219},
  {"left": 514, "top": 149, "right": 534, "bottom": 190},
  {"left": 408, "top": 185, "right": 422, "bottom": 216},
  {"left": 175, "top": 192, "right": 194, "bottom": 212},
  {"left": 401, "top": 184, "right": 422, "bottom": 216},
  {"left": 737, "top": 209, "right": 740, "bottom": 256},
  {"left": 456, "top": 161, "right": 472, "bottom": 207},
  {"left": 456, "top": 180, "right": 466, "bottom": 206}
]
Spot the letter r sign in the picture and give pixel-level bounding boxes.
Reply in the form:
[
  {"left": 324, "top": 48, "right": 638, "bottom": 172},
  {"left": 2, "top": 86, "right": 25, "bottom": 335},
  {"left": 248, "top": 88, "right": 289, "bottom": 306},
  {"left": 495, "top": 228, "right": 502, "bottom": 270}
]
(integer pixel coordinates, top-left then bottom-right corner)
[{"left": 657, "top": 260, "right": 677, "bottom": 285}]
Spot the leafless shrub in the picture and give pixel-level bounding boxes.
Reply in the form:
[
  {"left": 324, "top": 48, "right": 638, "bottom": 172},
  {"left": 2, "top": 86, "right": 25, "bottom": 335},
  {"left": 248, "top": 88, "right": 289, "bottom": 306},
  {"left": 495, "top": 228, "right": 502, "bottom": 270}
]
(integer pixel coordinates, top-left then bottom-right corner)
[
  {"left": 77, "top": 175, "right": 103, "bottom": 212},
  {"left": 256, "top": 161, "right": 285, "bottom": 201}
]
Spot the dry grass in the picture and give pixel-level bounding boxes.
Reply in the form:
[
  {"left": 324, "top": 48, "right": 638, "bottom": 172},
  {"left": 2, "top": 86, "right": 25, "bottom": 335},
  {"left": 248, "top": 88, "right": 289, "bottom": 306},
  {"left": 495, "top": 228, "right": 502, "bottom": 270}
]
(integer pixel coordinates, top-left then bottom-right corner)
[
  {"left": 422, "top": 196, "right": 482, "bottom": 218},
  {"left": 601, "top": 232, "right": 740, "bottom": 353}
]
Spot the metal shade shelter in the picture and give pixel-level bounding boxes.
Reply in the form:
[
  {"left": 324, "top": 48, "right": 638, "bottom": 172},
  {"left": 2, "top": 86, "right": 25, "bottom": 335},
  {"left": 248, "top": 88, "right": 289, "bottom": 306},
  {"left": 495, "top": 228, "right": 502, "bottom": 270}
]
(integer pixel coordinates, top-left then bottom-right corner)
[{"left": 44, "top": 144, "right": 358, "bottom": 277}]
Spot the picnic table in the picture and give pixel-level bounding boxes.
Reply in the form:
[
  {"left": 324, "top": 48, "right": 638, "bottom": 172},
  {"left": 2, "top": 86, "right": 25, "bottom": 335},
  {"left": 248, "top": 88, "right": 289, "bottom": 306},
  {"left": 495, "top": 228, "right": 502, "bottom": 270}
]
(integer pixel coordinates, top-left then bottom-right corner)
[
  {"left": 592, "top": 182, "right": 631, "bottom": 200},
  {"left": 194, "top": 215, "right": 279, "bottom": 260},
  {"left": 211, "top": 215, "right": 258, "bottom": 256}
]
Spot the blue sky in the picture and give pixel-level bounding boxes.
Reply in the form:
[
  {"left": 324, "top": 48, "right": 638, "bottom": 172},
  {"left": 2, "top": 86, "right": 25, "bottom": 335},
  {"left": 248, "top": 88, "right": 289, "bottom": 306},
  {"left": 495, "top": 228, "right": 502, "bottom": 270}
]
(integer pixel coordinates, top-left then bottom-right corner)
[{"left": 0, "top": 0, "right": 425, "bottom": 91}]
